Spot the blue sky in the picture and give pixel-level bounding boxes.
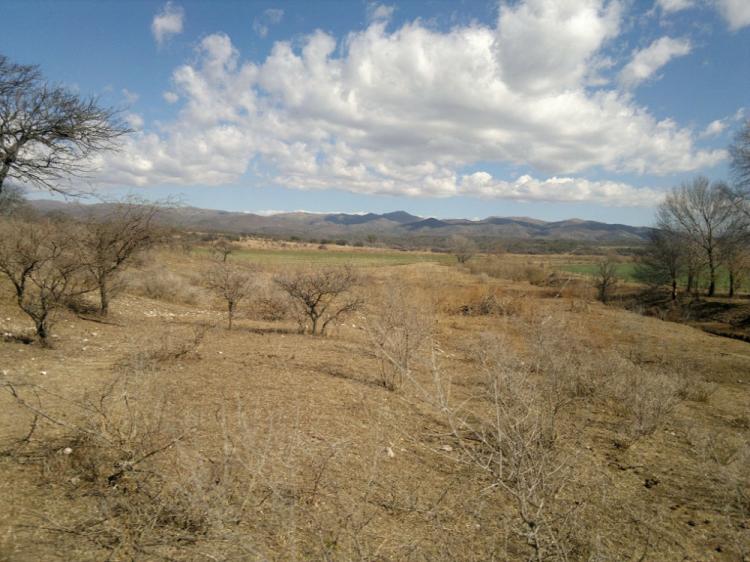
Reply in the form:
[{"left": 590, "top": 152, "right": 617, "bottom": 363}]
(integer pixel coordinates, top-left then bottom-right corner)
[{"left": 2, "top": 0, "right": 749, "bottom": 225}]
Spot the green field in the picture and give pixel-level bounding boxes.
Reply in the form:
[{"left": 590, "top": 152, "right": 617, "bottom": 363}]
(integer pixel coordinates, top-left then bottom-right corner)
[
  {"left": 559, "top": 262, "right": 640, "bottom": 282},
  {"left": 560, "top": 262, "right": 733, "bottom": 290},
  {"left": 201, "top": 247, "right": 455, "bottom": 267}
]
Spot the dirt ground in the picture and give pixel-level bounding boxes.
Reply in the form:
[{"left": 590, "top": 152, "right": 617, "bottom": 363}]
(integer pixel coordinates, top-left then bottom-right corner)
[{"left": 0, "top": 251, "right": 748, "bottom": 561}]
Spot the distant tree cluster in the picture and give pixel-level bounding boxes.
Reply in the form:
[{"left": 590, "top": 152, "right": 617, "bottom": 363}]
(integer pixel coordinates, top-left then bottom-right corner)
[{"left": 639, "top": 121, "right": 750, "bottom": 298}]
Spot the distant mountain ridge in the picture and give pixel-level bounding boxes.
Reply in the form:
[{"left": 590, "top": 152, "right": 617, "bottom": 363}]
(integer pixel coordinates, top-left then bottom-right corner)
[{"left": 27, "top": 200, "right": 652, "bottom": 243}]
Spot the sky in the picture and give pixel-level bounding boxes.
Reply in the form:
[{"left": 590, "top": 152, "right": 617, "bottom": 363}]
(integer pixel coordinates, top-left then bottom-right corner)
[{"left": 1, "top": 0, "right": 749, "bottom": 226}]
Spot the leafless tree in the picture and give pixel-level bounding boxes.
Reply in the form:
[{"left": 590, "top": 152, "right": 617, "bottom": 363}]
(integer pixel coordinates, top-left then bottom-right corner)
[
  {"left": 0, "top": 55, "right": 130, "bottom": 196},
  {"left": 212, "top": 238, "right": 236, "bottom": 262},
  {"left": 660, "top": 177, "right": 739, "bottom": 296},
  {"left": 594, "top": 254, "right": 619, "bottom": 303},
  {"left": 0, "top": 219, "right": 92, "bottom": 345},
  {"left": 636, "top": 231, "right": 683, "bottom": 300},
  {"left": 636, "top": 210, "right": 685, "bottom": 300},
  {"left": 729, "top": 120, "right": 750, "bottom": 198},
  {"left": 205, "top": 262, "right": 254, "bottom": 330},
  {"left": 720, "top": 232, "right": 750, "bottom": 297},
  {"left": 81, "top": 199, "right": 160, "bottom": 315},
  {"left": 683, "top": 240, "right": 705, "bottom": 295},
  {"left": 448, "top": 235, "right": 478, "bottom": 264},
  {"left": 274, "top": 265, "right": 362, "bottom": 335}
]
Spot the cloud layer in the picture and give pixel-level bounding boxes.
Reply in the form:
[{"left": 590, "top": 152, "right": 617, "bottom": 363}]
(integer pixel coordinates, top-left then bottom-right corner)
[{"left": 100, "top": 0, "right": 730, "bottom": 207}]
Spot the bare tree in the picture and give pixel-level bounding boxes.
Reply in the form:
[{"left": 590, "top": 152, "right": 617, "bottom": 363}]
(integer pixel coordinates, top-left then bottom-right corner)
[
  {"left": 720, "top": 232, "right": 750, "bottom": 298},
  {"left": 274, "top": 265, "right": 362, "bottom": 335},
  {"left": 729, "top": 120, "right": 750, "bottom": 197},
  {"left": 636, "top": 210, "right": 685, "bottom": 300},
  {"left": 448, "top": 235, "right": 478, "bottom": 264},
  {"left": 594, "top": 254, "right": 619, "bottom": 303},
  {"left": 636, "top": 230, "right": 683, "bottom": 300},
  {"left": 205, "top": 262, "right": 254, "bottom": 330},
  {"left": 81, "top": 199, "right": 160, "bottom": 315},
  {"left": 660, "top": 177, "right": 739, "bottom": 296},
  {"left": 0, "top": 219, "right": 92, "bottom": 345},
  {"left": 212, "top": 239, "right": 237, "bottom": 263},
  {"left": 683, "top": 240, "right": 705, "bottom": 296},
  {"left": 0, "top": 55, "right": 130, "bottom": 196}
]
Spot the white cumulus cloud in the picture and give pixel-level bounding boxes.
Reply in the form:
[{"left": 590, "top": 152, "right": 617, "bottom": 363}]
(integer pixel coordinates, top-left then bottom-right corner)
[
  {"left": 96, "top": 1, "right": 725, "bottom": 207},
  {"left": 619, "top": 36, "right": 692, "bottom": 89},
  {"left": 715, "top": 0, "right": 750, "bottom": 31},
  {"left": 152, "top": 2, "right": 184, "bottom": 46}
]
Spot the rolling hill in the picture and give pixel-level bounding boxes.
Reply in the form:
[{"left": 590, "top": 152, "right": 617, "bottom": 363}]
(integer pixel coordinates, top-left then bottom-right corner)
[{"left": 27, "top": 199, "right": 652, "bottom": 243}]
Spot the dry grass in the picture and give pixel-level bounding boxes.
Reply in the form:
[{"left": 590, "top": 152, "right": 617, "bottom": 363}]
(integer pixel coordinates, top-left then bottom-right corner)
[{"left": 0, "top": 248, "right": 749, "bottom": 560}]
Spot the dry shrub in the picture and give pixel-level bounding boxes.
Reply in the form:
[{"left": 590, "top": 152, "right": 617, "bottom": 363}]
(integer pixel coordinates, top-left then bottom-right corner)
[
  {"left": 685, "top": 426, "right": 750, "bottom": 558},
  {"left": 123, "top": 266, "right": 202, "bottom": 305},
  {"left": 364, "top": 283, "right": 433, "bottom": 390},
  {"left": 0, "top": 369, "right": 427, "bottom": 560},
  {"left": 467, "top": 256, "right": 552, "bottom": 286},
  {"left": 116, "top": 324, "right": 207, "bottom": 373},
  {"left": 524, "top": 265, "right": 550, "bottom": 286},
  {"left": 458, "top": 286, "right": 523, "bottom": 317},
  {"left": 686, "top": 425, "right": 747, "bottom": 467},
  {"left": 466, "top": 256, "right": 527, "bottom": 281},
  {"left": 249, "top": 275, "right": 290, "bottom": 321},
  {"left": 414, "top": 338, "right": 587, "bottom": 560},
  {"left": 610, "top": 359, "right": 683, "bottom": 440},
  {"left": 520, "top": 313, "right": 595, "bottom": 404},
  {"left": 677, "top": 379, "right": 717, "bottom": 402},
  {"left": 0, "top": 373, "right": 302, "bottom": 559}
]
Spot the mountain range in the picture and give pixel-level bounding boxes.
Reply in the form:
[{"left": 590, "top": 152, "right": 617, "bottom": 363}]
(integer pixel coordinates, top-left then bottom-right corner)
[{"left": 28, "top": 200, "right": 652, "bottom": 243}]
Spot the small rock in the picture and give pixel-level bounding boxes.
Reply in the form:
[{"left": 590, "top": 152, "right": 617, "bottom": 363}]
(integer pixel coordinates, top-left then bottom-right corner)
[
  {"left": 440, "top": 444, "right": 453, "bottom": 452},
  {"left": 62, "top": 447, "right": 73, "bottom": 455},
  {"left": 386, "top": 447, "right": 395, "bottom": 458},
  {"left": 644, "top": 478, "right": 659, "bottom": 489}
]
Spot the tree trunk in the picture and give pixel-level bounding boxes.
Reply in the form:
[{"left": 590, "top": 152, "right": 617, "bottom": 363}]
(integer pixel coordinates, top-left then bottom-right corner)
[
  {"left": 227, "top": 301, "right": 234, "bottom": 330},
  {"left": 729, "top": 271, "right": 735, "bottom": 298},
  {"left": 36, "top": 317, "right": 50, "bottom": 347},
  {"left": 99, "top": 276, "right": 109, "bottom": 316},
  {"left": 707, "top": 250, "right": 717, "bottom": 296},
  {"left": 0, "top": 162, "right": 12, "bottom": 193},
  {"left": 671, "top": 279, "right": 677, "bottom": 301}
]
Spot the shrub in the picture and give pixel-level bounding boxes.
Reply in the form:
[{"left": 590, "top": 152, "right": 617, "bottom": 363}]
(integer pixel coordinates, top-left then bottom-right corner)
[
  {"left": 274, "top": 265, "right": 362, "bottom": 335},
  {"left": 204, "top": 262, "right": 254, "bottom": 329},
  {"left": 365, "top": 284, "right": 433, "bottom": 390}
]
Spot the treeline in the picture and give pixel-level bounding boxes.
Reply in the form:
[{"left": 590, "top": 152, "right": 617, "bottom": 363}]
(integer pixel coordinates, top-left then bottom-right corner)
[{"left": 638, "top": 123, "right": 750, "bottom": 299}]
